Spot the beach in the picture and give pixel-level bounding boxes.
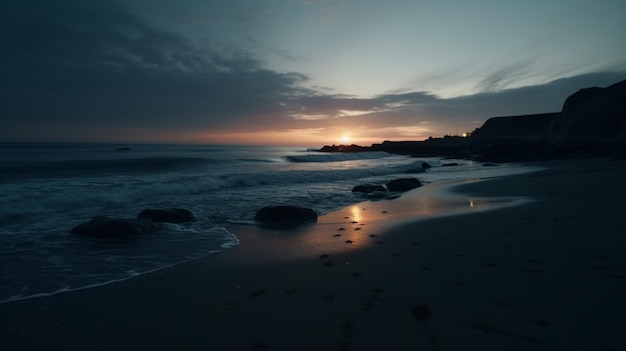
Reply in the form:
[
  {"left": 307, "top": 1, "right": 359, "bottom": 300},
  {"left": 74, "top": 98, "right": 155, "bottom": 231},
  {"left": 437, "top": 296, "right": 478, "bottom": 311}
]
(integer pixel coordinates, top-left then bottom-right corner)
[{"left": 1, "top": 158, "right": 625, "bottom": 350}]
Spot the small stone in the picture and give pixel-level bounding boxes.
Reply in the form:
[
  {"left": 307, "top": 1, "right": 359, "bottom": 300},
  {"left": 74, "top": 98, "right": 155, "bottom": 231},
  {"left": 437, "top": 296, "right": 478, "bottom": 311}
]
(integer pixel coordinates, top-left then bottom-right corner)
[{"left": 410, "top": 304, "right": 432, "bottom": 321}]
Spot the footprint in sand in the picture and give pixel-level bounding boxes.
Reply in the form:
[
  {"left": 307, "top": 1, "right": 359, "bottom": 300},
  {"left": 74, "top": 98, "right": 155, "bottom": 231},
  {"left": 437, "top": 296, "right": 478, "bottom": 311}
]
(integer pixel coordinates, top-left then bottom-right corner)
[
  {"left": 324, "top": 262, "right": 336, "bottom": 268},
  {"left": 352, "top": 272, "right": 362, "bottom": 277},
  {"left": 320, "top": 254, "right": 329, "bottom": 259},
  {"left": 249, "top": 289, "right": 267, "bottom": 297},
  {"left": 522, "top": 268, "right": 545, "bottom": 274},
  {"left": 249, "top": 342, "right": 269, "bottom": 350},
  {"left": 333, "top": 234, "right": 342, "bottom": 237},
  {"left": 341, "top": 319, "right": 354, "bottom": 339},
  {"left": 494, "top": 300, "right": 513, "bottom": 308},
  {"left": 361, "top": 301, "right": 374, "bottom": 310},
  {"left": 533, "top": 319, "right": 550, "bottom": 327},
  {"left": 345, "top": 240, "right": 353, "bottom": 244},
  {"left": 410, "top": 304, "right": 432, "bottom": 321}
]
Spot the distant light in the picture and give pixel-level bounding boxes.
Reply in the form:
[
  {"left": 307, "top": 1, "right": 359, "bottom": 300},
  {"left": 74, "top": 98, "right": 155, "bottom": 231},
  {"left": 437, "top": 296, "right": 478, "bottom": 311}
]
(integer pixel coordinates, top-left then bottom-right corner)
[{"left": 462, "top": 132, "right": 468, "bottom": 137}]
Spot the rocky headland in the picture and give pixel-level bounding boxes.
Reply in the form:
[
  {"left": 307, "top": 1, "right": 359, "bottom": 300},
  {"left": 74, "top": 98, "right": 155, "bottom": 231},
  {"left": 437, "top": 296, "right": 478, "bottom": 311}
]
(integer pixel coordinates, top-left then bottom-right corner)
[{"left": 321, "top": 78, "right": 626, "bottom": 161}]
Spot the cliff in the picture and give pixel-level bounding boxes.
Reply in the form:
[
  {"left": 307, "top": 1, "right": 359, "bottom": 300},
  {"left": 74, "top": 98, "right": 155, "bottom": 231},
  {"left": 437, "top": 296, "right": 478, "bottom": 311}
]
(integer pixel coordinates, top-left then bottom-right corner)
[
  {"left": 472, "top": 113, "right": 558, "bottom": 144},
  {"left": 320, "top": 78, "right": 626, "bottom": 160},
  {"left": 548, "top": 79, "right": 626, "bottom": 152}
]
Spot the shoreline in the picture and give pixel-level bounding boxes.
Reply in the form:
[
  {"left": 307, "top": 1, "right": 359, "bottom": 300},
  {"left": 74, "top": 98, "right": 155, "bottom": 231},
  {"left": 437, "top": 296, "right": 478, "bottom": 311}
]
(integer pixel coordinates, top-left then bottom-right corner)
[{"left": 1, "top": 158, "right": 624, "bottom": 350}]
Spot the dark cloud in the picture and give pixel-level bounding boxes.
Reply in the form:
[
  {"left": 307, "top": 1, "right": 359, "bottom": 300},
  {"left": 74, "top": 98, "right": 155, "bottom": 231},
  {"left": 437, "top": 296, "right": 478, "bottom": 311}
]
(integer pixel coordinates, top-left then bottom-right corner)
[
  {"left": 1, "top": 0, "right": 625, "bottom": 143},
  {"left": 0, "top": 0, "right": 308, "bottom": 135}
]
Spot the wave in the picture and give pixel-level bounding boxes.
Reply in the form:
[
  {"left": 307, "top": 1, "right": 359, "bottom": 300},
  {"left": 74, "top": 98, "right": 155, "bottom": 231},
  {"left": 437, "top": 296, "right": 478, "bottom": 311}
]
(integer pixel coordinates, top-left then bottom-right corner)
[
  {"left": 0, "top": 225, "right": 239, "bottom": 305},
  {"left": 0, "top": 162, "right": 412, "bottom": 220},
  {"left": 285, "top": 151, "right": 392, "bottom": 163},
  {"left": 0, "top": 157, "right": 218, "bottom": 180}
]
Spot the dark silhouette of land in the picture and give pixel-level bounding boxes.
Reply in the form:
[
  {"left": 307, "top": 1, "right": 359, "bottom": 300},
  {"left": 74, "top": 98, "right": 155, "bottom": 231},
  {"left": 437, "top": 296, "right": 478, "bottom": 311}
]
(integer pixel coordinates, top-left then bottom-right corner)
[{"left": 321, "top": 78, "right": 626, "bottom": 161}]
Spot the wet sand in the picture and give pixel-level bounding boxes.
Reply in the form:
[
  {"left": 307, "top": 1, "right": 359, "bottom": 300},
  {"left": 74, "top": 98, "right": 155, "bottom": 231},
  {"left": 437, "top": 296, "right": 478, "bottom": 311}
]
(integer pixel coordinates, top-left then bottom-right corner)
[{"left": 1, "top": 158, "right": 625, "bottom": 350}]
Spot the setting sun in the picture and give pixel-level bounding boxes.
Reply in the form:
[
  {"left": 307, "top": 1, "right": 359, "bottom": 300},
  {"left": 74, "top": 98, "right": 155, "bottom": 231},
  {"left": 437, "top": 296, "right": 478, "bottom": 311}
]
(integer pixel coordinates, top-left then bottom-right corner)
[{"left": 341, "top": 134, "right": 350, "bottom": 144}]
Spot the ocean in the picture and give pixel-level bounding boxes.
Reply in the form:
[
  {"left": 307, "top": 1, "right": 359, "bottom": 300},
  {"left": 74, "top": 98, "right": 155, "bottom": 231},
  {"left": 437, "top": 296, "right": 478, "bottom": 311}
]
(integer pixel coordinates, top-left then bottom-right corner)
[{"left": 0, "top": 143, "right": 537, "bottom": 304}]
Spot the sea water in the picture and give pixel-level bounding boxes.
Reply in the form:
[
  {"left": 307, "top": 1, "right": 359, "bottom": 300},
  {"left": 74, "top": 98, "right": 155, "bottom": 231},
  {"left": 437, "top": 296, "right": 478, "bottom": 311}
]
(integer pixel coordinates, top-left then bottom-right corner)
[{"left": 0, "top": 143, "right": 537, "bottom": 304}]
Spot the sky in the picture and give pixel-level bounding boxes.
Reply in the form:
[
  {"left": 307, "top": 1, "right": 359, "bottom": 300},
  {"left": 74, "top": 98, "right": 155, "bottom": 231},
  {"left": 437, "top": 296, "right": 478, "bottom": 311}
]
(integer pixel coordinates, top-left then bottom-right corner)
[{"left": 1, "top": 0, "right": 625, "bottom": 146}]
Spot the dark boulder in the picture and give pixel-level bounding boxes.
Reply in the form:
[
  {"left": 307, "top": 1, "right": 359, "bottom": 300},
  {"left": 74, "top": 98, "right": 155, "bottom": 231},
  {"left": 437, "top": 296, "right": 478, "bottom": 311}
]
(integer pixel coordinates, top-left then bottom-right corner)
[
  {"left": 137, "top": 208, "right": 195, "bottom": 223},
  {"left": 352, "top": 184, "right": 386, "bottom": 193},
  {"left": 421, "top": 162, "right": 432, "bottom": 169},
  {"left": 71, "top": 216, "right": 159, "bottom": 238},
  {"left": 442, "top": 162, "right": 459, "bottom": 167},
  {"left": 386, "top": 178, "right": 422, "bottom": 192},
  {"left": 255, "top": 206, "right": 318, "bottom": 224}
]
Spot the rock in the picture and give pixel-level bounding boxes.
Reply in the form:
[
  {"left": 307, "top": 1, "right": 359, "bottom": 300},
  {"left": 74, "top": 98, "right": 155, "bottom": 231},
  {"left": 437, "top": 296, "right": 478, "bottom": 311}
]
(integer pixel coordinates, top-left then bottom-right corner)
[
  {"left": 404, "top": 168, "right": 425, "bottom": 174},
  {"left": 421, "top": 162, "right": 432, "bottom": 169},
  {"left": 137, "top": 208, "right": 195, "bottom": 223},
  {"left": 71, "top": 216, "right": 159, "bottom": 238},
  {"left": 410, "top": 304, "right": 432, "bottom": 321},
  {"left": 482, "top": 163, "right": 499, "bottom": 167},
  {"left": 254, "top": 206, "right": 317, "bottom": 224},
  {"left": 386, "top": 178, "right": 422, "bottom": 192},
  {"left": 352, "top": 184, "right": 386, "bottom": 193},
  {"left": 442, "top": 162, "right": 459, "bottom": 167}
]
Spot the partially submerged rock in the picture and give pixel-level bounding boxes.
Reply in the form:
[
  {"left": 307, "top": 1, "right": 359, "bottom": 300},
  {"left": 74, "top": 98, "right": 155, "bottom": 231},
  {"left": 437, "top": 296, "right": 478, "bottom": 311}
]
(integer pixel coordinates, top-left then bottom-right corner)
[
  {"left": 71, "top": 216, "right": 159, "bottom": 238},
  {"left": 254, "top": 205, "right": 317, "bottom": 224},
  {"left": 352, "top": 184, "right": 386, "bottom": 193},
  {"left": 137, "top": 208, "right": 195, "bottom": 223},
  {"left": 386, "top": 178, "right": 422, "bottom": 192}
]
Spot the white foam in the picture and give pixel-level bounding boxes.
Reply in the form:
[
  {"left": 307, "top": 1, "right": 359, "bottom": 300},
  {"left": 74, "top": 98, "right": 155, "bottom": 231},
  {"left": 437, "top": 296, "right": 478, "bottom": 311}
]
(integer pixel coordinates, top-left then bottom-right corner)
[{"left": 285, "top": 151, "right": 391, "bottom": 163}]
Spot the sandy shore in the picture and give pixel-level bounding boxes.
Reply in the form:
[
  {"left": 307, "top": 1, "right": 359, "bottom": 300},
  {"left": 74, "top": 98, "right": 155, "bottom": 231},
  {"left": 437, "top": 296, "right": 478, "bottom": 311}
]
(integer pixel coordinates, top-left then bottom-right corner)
[{"left": 2, "top": 158, "right": 625, "bottom": 350}]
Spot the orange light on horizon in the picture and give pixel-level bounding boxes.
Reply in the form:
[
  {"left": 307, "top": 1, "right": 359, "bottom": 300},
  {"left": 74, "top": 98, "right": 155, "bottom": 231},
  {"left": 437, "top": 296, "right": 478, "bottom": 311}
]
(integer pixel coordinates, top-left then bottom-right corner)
[{"left": 341, "top": 134, "right": 350, "bottom": 144}]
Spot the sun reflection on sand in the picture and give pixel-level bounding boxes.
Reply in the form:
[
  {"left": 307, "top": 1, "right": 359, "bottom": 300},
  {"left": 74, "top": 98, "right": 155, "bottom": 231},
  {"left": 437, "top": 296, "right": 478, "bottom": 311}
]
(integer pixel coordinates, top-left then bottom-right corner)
[{"left": 350, "top": 206, "right": 362, "bottom": 223}]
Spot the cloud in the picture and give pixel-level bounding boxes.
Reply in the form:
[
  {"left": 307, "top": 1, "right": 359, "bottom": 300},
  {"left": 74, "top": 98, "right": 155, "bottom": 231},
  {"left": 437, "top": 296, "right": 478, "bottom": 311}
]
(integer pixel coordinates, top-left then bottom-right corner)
[
  {"left": 0, "top": 0, "right": 308, "bottom": 132},
  {"left": 475, "top": 59, "right": 536, "bottom": 92}
]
